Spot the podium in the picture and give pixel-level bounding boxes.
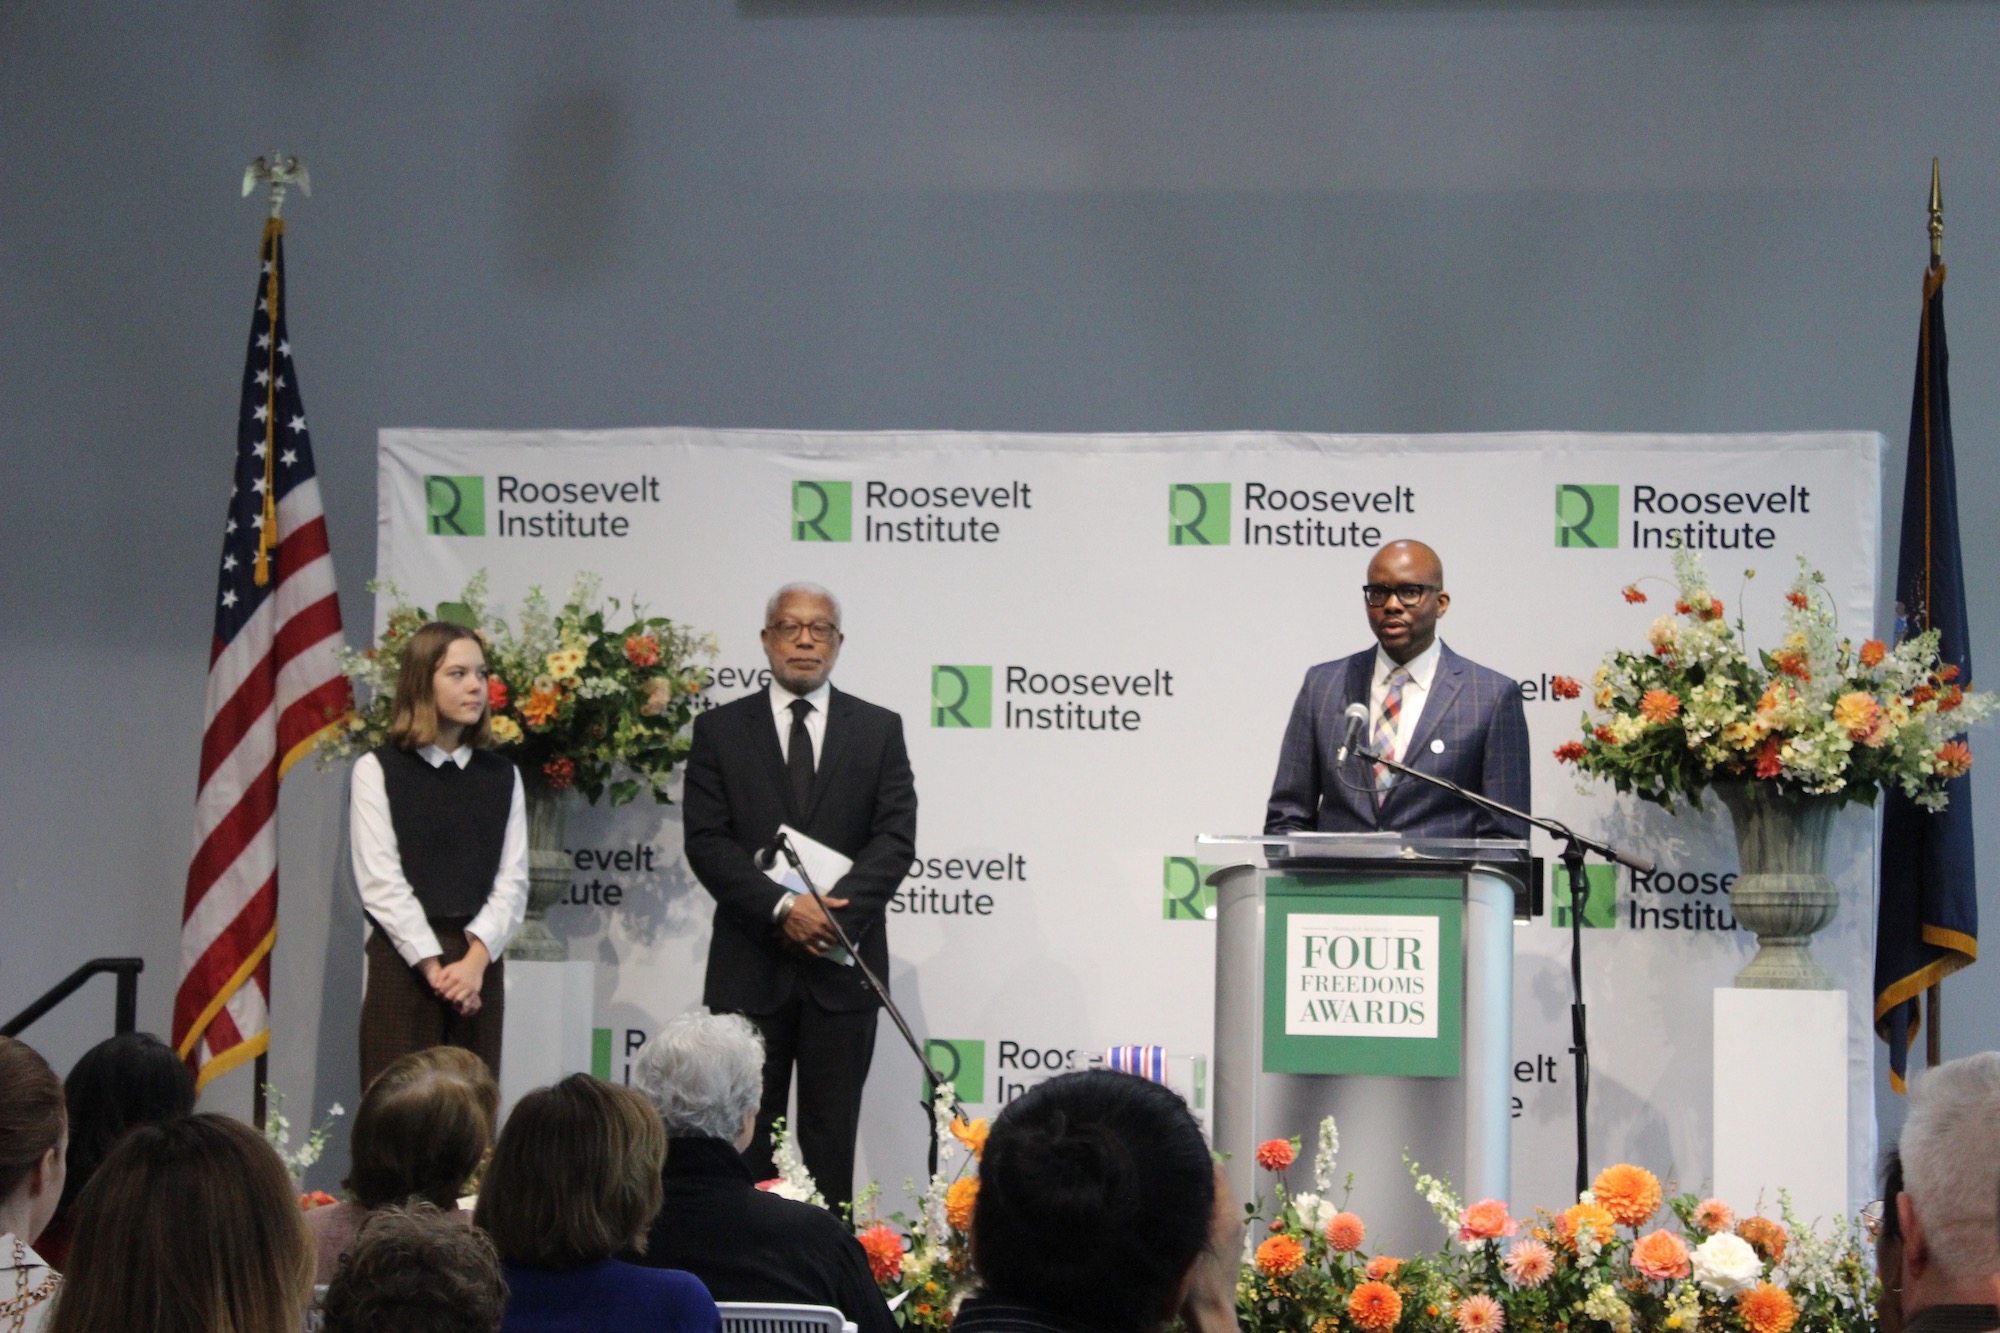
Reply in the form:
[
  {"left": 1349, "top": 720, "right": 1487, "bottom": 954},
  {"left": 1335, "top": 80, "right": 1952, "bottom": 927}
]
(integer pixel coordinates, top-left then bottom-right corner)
[{"left": 1203, "top": 833, "right": 1528, "bottom": 1251}]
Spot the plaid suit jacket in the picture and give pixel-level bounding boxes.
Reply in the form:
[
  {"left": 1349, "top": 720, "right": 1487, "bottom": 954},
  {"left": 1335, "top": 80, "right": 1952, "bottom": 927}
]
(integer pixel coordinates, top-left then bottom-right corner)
[{"left": 1263, "top": 642, "right": 1530, "bottom": 840}]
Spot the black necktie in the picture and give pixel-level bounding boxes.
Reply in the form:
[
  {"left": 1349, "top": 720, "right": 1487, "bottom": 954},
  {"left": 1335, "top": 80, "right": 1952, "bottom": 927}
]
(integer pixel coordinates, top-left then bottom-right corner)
[{"left": 787, "top": 698, "right": 815, "bottom": 814}]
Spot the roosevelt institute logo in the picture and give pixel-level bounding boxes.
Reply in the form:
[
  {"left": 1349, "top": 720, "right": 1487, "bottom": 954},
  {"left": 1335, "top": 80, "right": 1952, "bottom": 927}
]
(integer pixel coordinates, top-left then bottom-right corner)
[
  {"left": 924, "top": 1038, "right": 986, "bottom": 1104},
  {"left": 931, "top": 665, "right": 992, "bottom": 728},
  {"left": 1162, "top": 857, "right": 1221, "bottom": 920},
  {"left": 426, "top": 475, "right": 485, "bottom": 536},
  {"left": 792, "top": 481, "right": 852, "bottom": 542},
  {"left": 1555, "top": 483, "right": 1618, "bottom": 549},
  {"left": 1169, "top": 483, "right": 1230, "bottom": 546},
  {"left": 1552, "top": 863, "right": 1617, "bottom": 928}
]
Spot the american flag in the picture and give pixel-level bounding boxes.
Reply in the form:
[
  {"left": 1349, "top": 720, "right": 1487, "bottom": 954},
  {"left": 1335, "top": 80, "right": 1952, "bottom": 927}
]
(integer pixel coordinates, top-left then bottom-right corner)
[{"left": 173, "top": 218, "right": 352, "bottom": 1089}]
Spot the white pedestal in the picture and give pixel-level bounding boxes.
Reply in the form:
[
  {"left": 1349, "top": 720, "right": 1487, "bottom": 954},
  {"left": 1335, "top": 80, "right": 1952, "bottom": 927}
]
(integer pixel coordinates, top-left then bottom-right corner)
[
  {"left": 500, "top": 960, "right": 596, "bottom": 1118},
  {"left": 1713, "top": 988, "right": 1849, "bottom": 1225}
]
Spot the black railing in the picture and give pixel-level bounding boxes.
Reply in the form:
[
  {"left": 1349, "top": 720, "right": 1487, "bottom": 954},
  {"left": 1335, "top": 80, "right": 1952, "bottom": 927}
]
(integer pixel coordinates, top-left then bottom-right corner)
[{"left": 2, "top": 958, "right": 144, "bottom": 1039}]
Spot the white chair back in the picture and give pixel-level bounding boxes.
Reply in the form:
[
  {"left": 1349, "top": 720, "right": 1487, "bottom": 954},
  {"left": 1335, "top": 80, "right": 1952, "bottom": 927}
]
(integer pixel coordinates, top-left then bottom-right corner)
[{"left": 717, "top": 1300, "right": 857, "bottom": 1333}]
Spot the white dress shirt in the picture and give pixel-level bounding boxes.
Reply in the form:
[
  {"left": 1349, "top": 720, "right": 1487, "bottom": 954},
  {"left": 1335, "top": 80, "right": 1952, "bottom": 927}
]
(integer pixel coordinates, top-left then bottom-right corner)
[
  {"left": 350, "top": 744, "right": 529, "bottom": 966},
  {"left": 769, "top": 679, "right": 832, "bottom": 767},
  {"left": 1370, "top": 639, "right": 1442, "bottom": 763}
]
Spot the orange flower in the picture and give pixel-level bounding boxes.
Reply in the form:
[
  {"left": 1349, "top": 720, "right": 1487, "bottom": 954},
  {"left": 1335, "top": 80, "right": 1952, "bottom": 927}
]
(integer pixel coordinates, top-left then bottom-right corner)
[
  {"left": 1693, "top": 1197, "right": 1735, "bottom": 1233},
  {"left": 519, "top": 678, "right": 563, "bottom": 727},
  {"left": 487, "top": 677, "right": 510, "bottom": 712},
  {"left": 1913, "top": 685, "right": 1937, "bottom": 706},
  {"left": 1755, "top": 736, "right": 1784, "bottom": 780},
  {"left": 1940, "top": 664, "right": 1961, "bottom": 682},
  {"left": 1736, "top": 1282, "right": 1798, "bottom": 1333},
  {"left": 1326, "top": 1212, "right": 1366, "bottom": 1252},
  {"left": 1622, "top": 585, "right": 1648, "bottom": 604},
  {"left": 624, "top": 633, "right": 661, "bottom": 667},
  {"left": 1551, "top": 675, "right": 1584, "bottom": 700},
  {"left": 1255, "top": 1234, "right": 1307, "bottom": 1278},
  {"left": 299, "top": 1189, "right": 338, "bottom": 1211},
  {"left": 949, "top": 1116, "right": 989, "bottom": 1159},
  {"left": 1555, "top": 741, "right": 1587, "bottom": 764},
  {"left": 1348, "top": 1281, "right": 1404, "bottom": 1332},
  {"left": 1557, "top": 1202, "right": 1616, "bottom": 1246},
  {"left": 1736, "top": 1217, "right": 1787, "bottom": 1265},
  {"left": 1592, "top": 1164, "right": 1662, "bottom": 1228},
  {"left": 1256, "top": 1138, "right": 1297, "bottom": 1171},
  {"left": 1940, "top": 685, "right": 1966, "bottom": 712},
  {"left": 945, "top": 1176, "right": 978, "bottom": 1231},
  {"left": 1455, "top": 1294, "right": 1504, "bottom": 1333},
  {"left": 1786, "top": 591, "right": 1809, "bottom": 610},
  {"left": 1859, "top": 639, "right": 1888, "bottom": 668},
  {"left": 1594, "top": 726, "right": 1618, "bottom": 745},
  {"left": 857, "top": 1224, "right": 904, "bottom": 1283},
  {"left": 1676, "top": 600, "right": 1692, "bottom": 615},
  {"left": 1775, "top": 652, "right": 1811, "bottom": 681},
  {"left": 1365, "top": 1255, "right": 1403, "bottom": 1281},
  {"left": 1631, "top": 1229, "right": 1691, "bottom": 1280},
  {"left": 1937, "top": 741, "right": 1974, "bottom": 778},
  {"left": 1833, "top": 692, "right": 1881, "bottom": 741},
  {"left": 1705, "top": 597, "right": 1725, "bottom": 621},
  {"left": 1639, "top": 690, "right": 1682, "bottom": 725},
  {"left": 1459, "top": 1198, "right": 1517, "bottom": 1242},
  {"left": 542, "top": 757, "right": 576, "bottom": 791}
]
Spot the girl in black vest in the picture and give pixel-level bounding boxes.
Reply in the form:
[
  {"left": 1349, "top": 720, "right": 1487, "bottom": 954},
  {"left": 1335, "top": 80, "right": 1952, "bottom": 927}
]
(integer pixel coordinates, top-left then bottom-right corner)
[{"left": 349, "top": 621, "right": 527, "bottom": 1089}]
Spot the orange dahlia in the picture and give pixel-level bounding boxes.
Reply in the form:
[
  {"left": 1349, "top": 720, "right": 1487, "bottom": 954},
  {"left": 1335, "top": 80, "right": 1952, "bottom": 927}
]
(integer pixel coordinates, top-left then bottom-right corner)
[
  {"left": 1592, "top": 1164, "right": 1662, "bottom": 1228},
  {"left": 1937, "top": 741, "right": 1974, "bottom": 778},
  {"left": 1326, "top": 1212, "right": 1366, "bottom": 1252},
  {"left": 857, "top": 1224, "right": 905, "bottom": 1283},
  {"left": 1639, "top": 690, "right": 1682, "bottom": 725},
  {"left": 1859, "top": 639, "right": 1888, "bottom": 668},
  {"left": 624, "top": 633, "right": 662, "bottom": 667},
  {"left": 1348, "top": 1281, "right": 1404, "bottom": 1332},
  {"left": 1365, "top": 1255, "right": 1403, "bottom": 1281},
  {"left": 1631, "top": 1229, "right": 1691, "bottom": 1280},
  {"left": 1256, "top": 1235, "right": 1307, "bottom": 1278},
  {"left": 944, "top": 1176, "right": 979, "bottom": 1231},
  {"left": 1256, "top": 1138, "right": 1297, "bottom": 1171},
  {"left": 1736, "top": 1282, "right": 1797, "bottom": 1333},
  {"left": 1693, "top": 1197, "right": 1735, "bottom": 1233},
  {"left": 1736, "top": 1217, "right": 1787, "bottom": 1266},
  {"left": 1557, "top": 1202, "right": 1616, "bottom": 1246}
]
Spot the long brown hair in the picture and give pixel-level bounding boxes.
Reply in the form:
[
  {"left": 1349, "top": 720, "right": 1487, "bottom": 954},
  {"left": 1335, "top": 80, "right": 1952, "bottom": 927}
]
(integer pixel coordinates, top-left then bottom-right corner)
[
  {"left": 473, "top": 1075, "right": 665, "bottom": 1270},
  {"left": 48, "top": 1113, "right": 315, "bottom": 1333},
  {"left": 346, "top": 1046, "right": 498, "bottom": 1209},
  {"left": 388, "top": 621, "right": 492, "bottom": 750},
  {"left": 0, "top": 1036, "right": 65, "bottom": 1202}
]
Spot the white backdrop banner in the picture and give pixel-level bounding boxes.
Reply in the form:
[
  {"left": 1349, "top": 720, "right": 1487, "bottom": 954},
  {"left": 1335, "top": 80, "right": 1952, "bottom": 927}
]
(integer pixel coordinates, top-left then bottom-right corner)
[{"left": 375, "top": 428, "right": 1882, "bottom": 1217}]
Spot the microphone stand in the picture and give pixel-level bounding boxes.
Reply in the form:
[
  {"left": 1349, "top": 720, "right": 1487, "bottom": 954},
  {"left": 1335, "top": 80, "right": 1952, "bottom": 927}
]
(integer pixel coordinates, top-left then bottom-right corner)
[
  {"left": 771, "top": 832, "right": 968, "bottom": 1180},
  {"left": 1348, "top": 743, "right": 1651, "bottom": 1201}
]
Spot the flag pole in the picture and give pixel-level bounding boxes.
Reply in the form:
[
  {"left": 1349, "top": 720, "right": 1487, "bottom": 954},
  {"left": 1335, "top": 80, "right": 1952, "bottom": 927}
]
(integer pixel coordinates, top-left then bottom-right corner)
[
  {"left": 240, "top": 150, "right": 311, "bottom": 1130},
  {"left": 1925, "top": 157, "right": 1945, "bottom": 1072}
]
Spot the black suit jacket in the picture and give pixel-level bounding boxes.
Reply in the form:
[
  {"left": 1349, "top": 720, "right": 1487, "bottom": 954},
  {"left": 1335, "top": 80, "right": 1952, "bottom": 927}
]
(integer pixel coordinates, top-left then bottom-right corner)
[
  {"left": 683, "top": 685, "right": 917, "bottom": 1013},
  {"left": 633, "top": 1137, "right": 897, "bottom": 1333}
]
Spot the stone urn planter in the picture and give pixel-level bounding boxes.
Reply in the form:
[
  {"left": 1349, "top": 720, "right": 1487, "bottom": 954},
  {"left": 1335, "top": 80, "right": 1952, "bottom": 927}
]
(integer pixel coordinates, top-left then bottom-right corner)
[
  {"left": 1712, "top": 780, "right": 1841, "bottom": 990},
  {"left": 507, "top": 780, "right": 572, "bottom": 962}
]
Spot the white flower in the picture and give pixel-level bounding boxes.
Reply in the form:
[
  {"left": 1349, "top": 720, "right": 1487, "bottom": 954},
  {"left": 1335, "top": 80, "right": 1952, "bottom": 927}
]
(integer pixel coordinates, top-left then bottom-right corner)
[
  {"left": 1691, "top": 1232, "right": 1763, "bottom": 1296},
  {"left": 1645, "top": 616, "right": 1679, "bottom": 650},
  {"left": 1291, "top": 1192, "right": 1338, "bottom": 1232}
]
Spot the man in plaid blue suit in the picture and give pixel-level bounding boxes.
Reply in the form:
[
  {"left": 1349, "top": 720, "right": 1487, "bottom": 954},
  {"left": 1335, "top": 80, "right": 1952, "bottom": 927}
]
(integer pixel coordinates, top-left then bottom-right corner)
[{"left": 1264, "top": 540, "right": 1530, "bottom": 840}]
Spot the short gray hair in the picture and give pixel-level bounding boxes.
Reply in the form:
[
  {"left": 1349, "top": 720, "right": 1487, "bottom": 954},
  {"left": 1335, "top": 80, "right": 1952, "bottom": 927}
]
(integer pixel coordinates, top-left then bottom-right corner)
[
  {"left": 764, "top": 583, "right": 841, "bottom": 628},
  {"left": 631, "top": 1011, "right": 766, "bottom": 1141},
  {"left": 1901, "top": 1051, "right": 2000, "bottom": 1281}
]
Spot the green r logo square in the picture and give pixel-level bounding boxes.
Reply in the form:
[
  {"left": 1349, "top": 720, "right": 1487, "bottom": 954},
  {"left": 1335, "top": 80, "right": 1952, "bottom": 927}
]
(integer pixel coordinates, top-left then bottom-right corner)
[
  {"left": 1162, "top": 857, "right": 1220, "bottom": 920},
  {"left": 1555, "top": 483, "right": 1619, "bottom": 549},
  {"left": 924, "top": 1038, "right": 986, "bottom": 1104},
  {"left": 1169, "top": 483, "right": 1230, "bottom": 546},
  {"left": 426, "top": 475, "right": 485, "bottom": 536},
  {"left": 931, "top": 665, "right": 992, "bottom": 728},
  {"left": 792, "top": 480, "right": 853, "bottom": 542},
  {"left": 1552, "top": 863, "right": 1618, "bottom": 929}
]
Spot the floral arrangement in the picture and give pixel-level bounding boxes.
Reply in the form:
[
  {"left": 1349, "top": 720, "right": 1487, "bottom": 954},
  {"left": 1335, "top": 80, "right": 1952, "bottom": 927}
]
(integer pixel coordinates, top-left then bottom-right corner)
[
  {"left": 1555, "top": 552, "right": 1991, "bottom": 811},
  {"left": 856, "top": 1114, "right": 1878, "bottom": 1333},
  {"left": 1234, "top": 1123, "right": 1877, "bottom": 1333},
  {"left": 260, "top": 1083, "right": 343, "bottom": 1191},
  {"left": 319, "top": 572, "right": 714, "bottom": 803}
]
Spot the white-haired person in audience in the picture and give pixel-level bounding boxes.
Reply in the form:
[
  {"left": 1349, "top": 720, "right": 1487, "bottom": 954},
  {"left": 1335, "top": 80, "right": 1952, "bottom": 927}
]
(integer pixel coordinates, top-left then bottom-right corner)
[
  {"left": 628, "top": 1011, "right": 897, "bottom": 1333},
  {"left": 1894, "top": 1052, "right": 2000, "bottom": 1333}
]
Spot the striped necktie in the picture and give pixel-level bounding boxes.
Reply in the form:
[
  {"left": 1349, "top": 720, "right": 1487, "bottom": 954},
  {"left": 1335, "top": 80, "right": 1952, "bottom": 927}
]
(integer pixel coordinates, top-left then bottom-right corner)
[{"left": 1373, "top": 667, "right": 1410, "bottom": 789}]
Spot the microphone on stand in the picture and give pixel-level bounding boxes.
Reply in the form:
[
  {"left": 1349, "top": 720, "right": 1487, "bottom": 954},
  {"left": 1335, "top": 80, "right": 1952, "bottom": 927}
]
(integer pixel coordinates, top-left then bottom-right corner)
[{"left": 1336, "top": 701, "right": 1370, "bottom": 763}]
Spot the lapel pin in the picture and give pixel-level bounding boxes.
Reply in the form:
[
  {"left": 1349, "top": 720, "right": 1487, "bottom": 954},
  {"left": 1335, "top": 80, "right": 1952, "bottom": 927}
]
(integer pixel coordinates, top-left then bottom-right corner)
[{"left": 1430, "top": 738, "right": 1445, "bottom": 754}]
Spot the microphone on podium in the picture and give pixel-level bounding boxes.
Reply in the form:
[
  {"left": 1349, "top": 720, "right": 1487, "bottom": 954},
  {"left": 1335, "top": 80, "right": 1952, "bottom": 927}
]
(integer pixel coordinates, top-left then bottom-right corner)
[{"left": 1336, "top": 701, "right": 1370, "bottom": 763}]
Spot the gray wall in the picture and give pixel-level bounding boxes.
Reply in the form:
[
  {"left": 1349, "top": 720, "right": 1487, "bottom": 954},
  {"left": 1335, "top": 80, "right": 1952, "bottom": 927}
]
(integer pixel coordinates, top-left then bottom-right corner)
[{"left": 5, "top": 0, "right": 1998, "bottom": 1183}]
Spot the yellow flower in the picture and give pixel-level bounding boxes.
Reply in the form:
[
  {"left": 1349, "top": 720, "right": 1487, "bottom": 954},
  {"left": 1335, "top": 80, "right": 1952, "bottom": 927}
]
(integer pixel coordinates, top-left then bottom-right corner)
[
  {"left": 1832, "top": 692, "right": 1881, "bottom": 742},
  {"left": 944, "top": 1176, "right": 978, "bottom": 1231},
  {"left": 488, "top": 715, "right": 524, "bottom": 745},
  {"left": 545, "top": 648, "right": 587, "bottom": 681}
]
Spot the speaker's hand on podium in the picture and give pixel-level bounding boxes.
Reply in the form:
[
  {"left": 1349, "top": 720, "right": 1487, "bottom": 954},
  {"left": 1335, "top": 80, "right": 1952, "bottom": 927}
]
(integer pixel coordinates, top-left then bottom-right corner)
[{"left": 780, "top": 893, "right": 850, "bottom": 955}]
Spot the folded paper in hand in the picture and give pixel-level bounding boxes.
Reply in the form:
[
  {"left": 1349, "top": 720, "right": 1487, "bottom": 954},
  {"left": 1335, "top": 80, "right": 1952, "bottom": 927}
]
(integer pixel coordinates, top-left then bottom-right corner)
[{"left": 765, "top": 824, "right": 856, "bottom": 967}]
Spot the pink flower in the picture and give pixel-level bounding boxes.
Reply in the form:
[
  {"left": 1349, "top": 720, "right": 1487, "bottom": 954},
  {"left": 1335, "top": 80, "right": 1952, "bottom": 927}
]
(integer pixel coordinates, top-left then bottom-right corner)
[
  {"left": 1693, "top": 1198, "right": 1736, "bottom": 1233},
  {"left": 1456, "top": 1294, "right": 1505, "bottom": 1333},
  {"left": 1632, "top": 1229, "right": 1692, "bottom": 1281},
  {"left": 1326, "top": 1212, "right": 1366, "bottom": 1252},
  {"left": 1504, "top": 1238, "right": 1555, "bottom": 1288},
  {"left": 1459, "top": 1198, "right": 1518, "bottom": 1242}
]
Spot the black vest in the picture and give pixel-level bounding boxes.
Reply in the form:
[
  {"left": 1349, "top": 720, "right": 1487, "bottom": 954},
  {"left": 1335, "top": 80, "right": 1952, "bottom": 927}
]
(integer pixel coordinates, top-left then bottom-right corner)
[{"left": 372, "top": 745, "right": 515, "bottom": 920}]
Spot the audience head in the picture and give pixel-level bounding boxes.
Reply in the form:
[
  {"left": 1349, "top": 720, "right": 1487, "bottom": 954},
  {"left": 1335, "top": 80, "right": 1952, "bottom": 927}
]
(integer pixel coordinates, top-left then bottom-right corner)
[
  {"left": 973, "top": 1070, "right": 1215, "bottom": 1333},
  {"left": 388, "top": 620, "right": 491, "bottom": 749},
  {"left": 632, "top": 1011, "right": 765, "bottom": 1149},
  {"left": 48, "top": 1112, "right": 314, "bottom": 1333},
  {"left": 322, "top": 1202, "right": 507, "bottom": 1333},
  {"left": 1896, "top": 1052, "right": 2000, "bottom": 1315},
  {"left": 0, "top": 1036, "right": 67, "bottom": 1245},
  {"left": 1878, "top": 1149, "right": 1905, "bottom": 1333},
  {"left": 473, "top": 1074, "right": 665, "bottom": 1270},
  {"left": 55, "top": 1031, "right": 195, "bottom": 1227},
  {"left": 347, "top": 1045, "right": 499, "bottom": 1209}
]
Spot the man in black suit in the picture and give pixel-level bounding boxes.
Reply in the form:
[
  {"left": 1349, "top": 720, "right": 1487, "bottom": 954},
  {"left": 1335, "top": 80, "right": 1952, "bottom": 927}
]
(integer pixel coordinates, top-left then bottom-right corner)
[{"left": 683, "top": 582, "right": 917, "bottom": 1213}]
